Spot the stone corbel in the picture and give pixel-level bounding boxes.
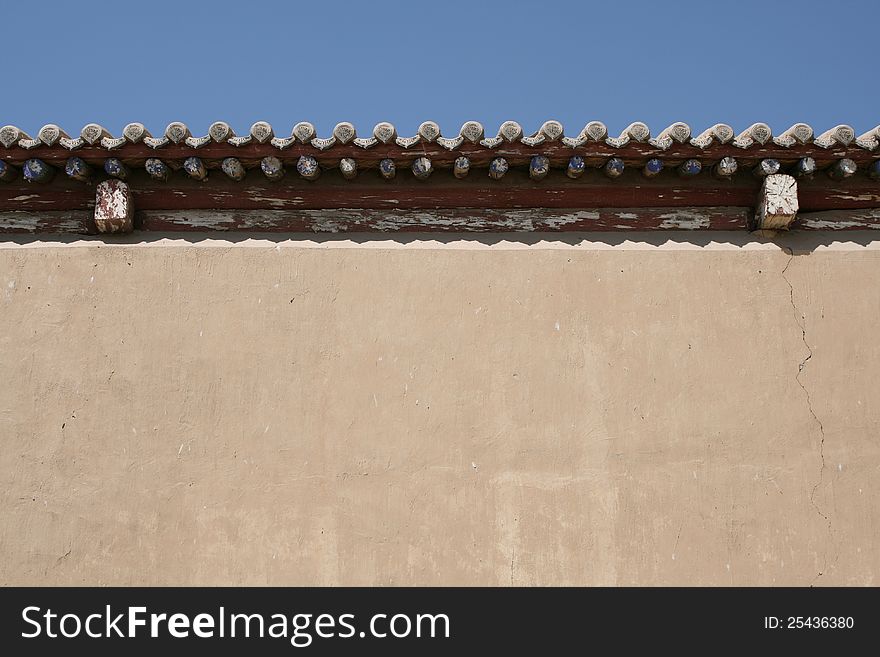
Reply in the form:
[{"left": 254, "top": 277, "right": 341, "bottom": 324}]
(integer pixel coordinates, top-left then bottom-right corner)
[
  {"left": 94, "top": 179, "right": 133, "bottom": 234},
  {"left": 754, "top": 174, "right": 798, "bottom": 231}
]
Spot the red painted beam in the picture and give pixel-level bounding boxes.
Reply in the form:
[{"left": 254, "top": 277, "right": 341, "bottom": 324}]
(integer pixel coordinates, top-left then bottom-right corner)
[{"left": 1, "top": 172, "right": 877, "bottom": 213}]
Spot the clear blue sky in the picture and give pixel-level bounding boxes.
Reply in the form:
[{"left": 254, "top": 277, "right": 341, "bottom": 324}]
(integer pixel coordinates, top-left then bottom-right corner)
[{"left": 4, "top": 0, "right": 877, "bottom": 139}]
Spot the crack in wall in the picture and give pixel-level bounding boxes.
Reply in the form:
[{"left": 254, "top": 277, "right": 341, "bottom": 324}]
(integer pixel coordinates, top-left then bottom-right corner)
[{"left": 781, "top": 248, "right": 832, "bottom": 586}]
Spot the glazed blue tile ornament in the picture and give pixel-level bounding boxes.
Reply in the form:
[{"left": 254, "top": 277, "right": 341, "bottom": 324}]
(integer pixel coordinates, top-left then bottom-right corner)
[
  {"left": 828, "top": 158, "right": 857, "bottom": 181},
  {"left": 793, "top": 157, "right": 816, "bottom": 179},
  {"left": 263, "top": 156, "right": 287, "bottom": 181},
  {"left": 104, "top": 158, "right": 128, "bottom": 180},
  {"left": 221, "top": 158, "right": 247, "bottom": 182},
  {"left": 566, "top": 156, "right": 585, "bottom": 179},
  {"left": 145, "top": 158, "right": 170, "bottom": 181},
  {"left": 23, "top": 159, "right": 53, "bottom": 183},
  {"left": 412, "top": 157, "right": 432, "bottom": 180},
  {"left": 529, "top": 156, "right": 550, "bottom": 181},
  {"left": 642, "top": 158, "right": 663, "bottom": 177},
  {"left": 183, "top": 157, "right": 207, "bottom": 181},
  {"left": 714, "top": 157, "right": 738, "bottom": 179},
  {"left": 678, "top": 159, "right": 702, "bottom": 177},
  {"left": 604, "top": 157, "right": 625, "bottom": 179},
  {"left": 339, "top": 158, "right": 357, "bottom": 180},
  {"left": 65, "top": 157, "right": 92, "bottom": 183},
  {"left": 296, "top": 156, "right": 319, "bottom": 181},
  {"left": 379, "top": 158, "right": 396, "bottom": 180},
  {"left": 754, "top": 159, "right": 781, "bottom": 178},
  {"left": 488, "top": 158, "right": 508, "bottom": 180}
]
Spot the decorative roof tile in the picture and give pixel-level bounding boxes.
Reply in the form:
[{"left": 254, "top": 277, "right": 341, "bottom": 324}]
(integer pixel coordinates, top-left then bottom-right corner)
[
  {"left": 38, "top": 124, "right": 67, "bottom": 146},
  {"left": 80, "top": 123, "right": 109, "bottom": 145},
  {"left": 814, "top": 125, "right": 855, "bottom": 148},
  {"left": 649, "top": 122, "right": 690, "bottom": 150},
  {"left": 733, "top": 123, "right": 772, "bottom": 148},
  {"left": 0, "top": 125, "right": 26, "bottom": 147},
  {"left": 606, "top": 122, "right": 650, "bottom": 148},
  {"left": 164, "top": 122, "right": 190, "bottom": 144},
  {"left": 856, "top": 125, "right": 880, "bottom": 151},
  {"left": 773, "top": 123, "right": 812, "bottom": 147},
  {"left": 250, "top": 121, "right": 274, "bottom": 143},
  {"left": 123, "top": 123, "right": 150, "bottom": 143},
  {"left": 690, "top": 124, "right": 733, "bottom": 149},
  {"left": 373, "top": 122, "right": 396, "bottom": 144}
]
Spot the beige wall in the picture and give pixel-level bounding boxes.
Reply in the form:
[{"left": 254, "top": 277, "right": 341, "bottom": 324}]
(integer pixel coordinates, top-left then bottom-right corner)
[{"left": 1, "top": 232, "right": 878, "bottom": 586}]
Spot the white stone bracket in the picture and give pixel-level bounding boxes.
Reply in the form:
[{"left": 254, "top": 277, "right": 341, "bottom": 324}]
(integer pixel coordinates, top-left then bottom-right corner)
[
  {"left": 754, "top": 174, "right": 798, "bottom": 230},
  {"left": 94, "top": 179, "right": 133, "bottom": 233}
]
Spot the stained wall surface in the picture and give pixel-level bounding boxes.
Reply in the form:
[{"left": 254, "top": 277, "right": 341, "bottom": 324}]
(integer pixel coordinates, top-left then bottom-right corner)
[{"left": 1, "top": 232, "right": 878, "bottom": 586}]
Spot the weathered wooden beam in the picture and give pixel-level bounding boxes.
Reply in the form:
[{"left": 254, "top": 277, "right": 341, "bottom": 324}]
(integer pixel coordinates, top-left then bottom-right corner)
[
  {"left": 3, "top": 203, "right": 876, "bottom": 233},
  {"left": 0, "top": 169, "right": 876, "bottom": 214},
  {"left": 94, "top": 179, "right": 133, "bottom": 233},
  {"left": 134, "top": 207, "right": 751, "bottom": 233},
  {"left": 0, "top": 210, "right": 91, "bottom": 233},
  {"left": 796, "top": 208, "right": 880, "bottom": 230},
  {"left": 755, "top": 174, "right": 798, "bottom": 230}
]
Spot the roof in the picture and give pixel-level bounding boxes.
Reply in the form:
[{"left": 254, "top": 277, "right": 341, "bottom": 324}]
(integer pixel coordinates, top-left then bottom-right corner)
[
  {"left": 0, "top": 120, "right": 876, "bottom": 152},
  {"left": 1, "top": 120, "right": 878, "bottom": 235}
]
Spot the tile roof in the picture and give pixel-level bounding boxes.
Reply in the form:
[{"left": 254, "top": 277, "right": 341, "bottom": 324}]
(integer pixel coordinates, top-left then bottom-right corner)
[
  {"left": 0, "top": 121, "right": 876, "bottom": 152},
  {"left": 2, "top": 119, "right": 878, "bottom": 235}
]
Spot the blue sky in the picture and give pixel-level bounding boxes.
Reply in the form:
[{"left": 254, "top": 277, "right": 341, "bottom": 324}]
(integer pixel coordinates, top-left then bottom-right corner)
[{"left": 3, "top": 0, "right": 877, "bottom": 139}]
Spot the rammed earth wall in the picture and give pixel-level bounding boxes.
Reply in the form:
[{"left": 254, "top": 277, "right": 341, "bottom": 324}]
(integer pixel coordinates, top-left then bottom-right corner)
[{"left": 1, "top": 231, "right": 878, "bottom": 585}]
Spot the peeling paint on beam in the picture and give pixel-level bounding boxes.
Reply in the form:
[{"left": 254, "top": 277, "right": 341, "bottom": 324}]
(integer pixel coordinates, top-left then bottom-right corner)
[
  {"left": 134, "top": 207, "right": 751, "bottom": 233},
  {"left": 1, "top": 171, "right": 877, "bottom": 214},
  {"left": 5, "top": 205, "right": 876, "bottom": 233},
  {"left": 796, "top": 208, "right": 880, "bottom": 230},
  {"left": 0, "top": 210, "right": 91, "bottom": 233}
]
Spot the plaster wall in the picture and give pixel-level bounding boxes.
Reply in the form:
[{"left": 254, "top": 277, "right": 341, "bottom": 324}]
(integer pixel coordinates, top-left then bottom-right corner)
[{"left": 1, "top": 232, "right": 878, "bottom": 586}]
